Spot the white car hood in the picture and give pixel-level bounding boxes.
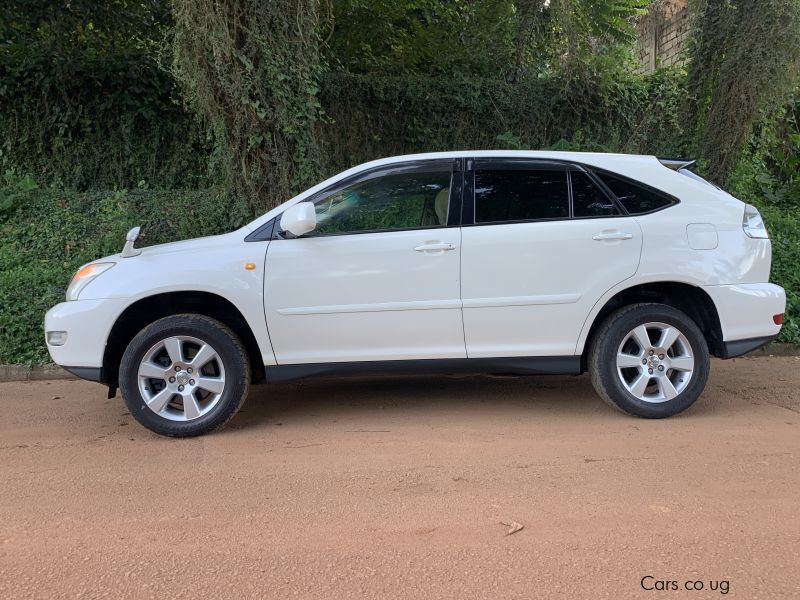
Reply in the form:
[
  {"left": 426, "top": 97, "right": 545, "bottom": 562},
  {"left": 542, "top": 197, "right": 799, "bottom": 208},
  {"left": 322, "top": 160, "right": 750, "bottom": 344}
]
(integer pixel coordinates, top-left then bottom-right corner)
[{"left": 111, "top": 230, "right": 243, "bottom": 261}]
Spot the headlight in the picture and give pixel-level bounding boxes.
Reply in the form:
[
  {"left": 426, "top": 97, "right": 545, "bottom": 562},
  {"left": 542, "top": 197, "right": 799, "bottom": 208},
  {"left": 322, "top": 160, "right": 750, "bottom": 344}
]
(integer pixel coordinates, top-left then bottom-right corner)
[
  {"left": 742, "top": 204, "right": 769, "bottom": 239},
  {"left": 66, "top": 262, "right": 115, "bottom": 301}
]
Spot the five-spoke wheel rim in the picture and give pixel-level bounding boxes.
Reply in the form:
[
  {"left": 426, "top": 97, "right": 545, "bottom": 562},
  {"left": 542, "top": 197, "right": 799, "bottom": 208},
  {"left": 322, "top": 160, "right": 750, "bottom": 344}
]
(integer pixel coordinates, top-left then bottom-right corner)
[
  {"left": 137, "top": 335, "right": 226, "bottom": 422},
  {"left": 616, "top": 322, "right": 694, "bottom": 403}
]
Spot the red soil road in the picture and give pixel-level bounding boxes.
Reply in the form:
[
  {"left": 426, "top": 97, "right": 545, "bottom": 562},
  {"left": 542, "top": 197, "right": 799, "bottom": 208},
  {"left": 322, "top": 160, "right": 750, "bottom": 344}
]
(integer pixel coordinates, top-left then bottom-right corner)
[{"left": 1, "top": 356, "right": 799, "bottom": 599}]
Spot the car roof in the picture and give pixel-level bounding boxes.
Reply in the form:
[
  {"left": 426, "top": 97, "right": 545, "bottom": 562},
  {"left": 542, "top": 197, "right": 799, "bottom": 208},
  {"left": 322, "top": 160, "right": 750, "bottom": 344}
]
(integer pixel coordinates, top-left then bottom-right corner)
[{"left": 350, "top": 149, "right": 660, "bottom": 169}]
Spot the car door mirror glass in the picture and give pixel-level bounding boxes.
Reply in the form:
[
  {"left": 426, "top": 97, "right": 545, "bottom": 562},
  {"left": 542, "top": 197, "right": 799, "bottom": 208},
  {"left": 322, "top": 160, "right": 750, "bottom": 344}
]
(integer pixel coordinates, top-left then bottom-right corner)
[{"left": 280, "top": 202, "right": 317, "bottom": 237}]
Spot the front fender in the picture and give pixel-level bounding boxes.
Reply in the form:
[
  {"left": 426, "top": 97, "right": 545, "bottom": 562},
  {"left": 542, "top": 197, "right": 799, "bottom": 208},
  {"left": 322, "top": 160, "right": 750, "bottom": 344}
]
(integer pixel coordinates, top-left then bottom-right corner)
[{"left": 76, "top": 233, "right": 275, "bottom": 365}]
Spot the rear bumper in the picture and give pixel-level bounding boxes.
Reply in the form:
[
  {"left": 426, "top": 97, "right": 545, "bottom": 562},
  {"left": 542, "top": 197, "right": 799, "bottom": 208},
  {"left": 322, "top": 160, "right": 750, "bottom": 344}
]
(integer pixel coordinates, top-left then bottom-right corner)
[
  {"left": 720, "top": 335, "right": 778, "bottom": 359},
  {"left": 703, "top": 283, "right": 785, "bottom": 346}
]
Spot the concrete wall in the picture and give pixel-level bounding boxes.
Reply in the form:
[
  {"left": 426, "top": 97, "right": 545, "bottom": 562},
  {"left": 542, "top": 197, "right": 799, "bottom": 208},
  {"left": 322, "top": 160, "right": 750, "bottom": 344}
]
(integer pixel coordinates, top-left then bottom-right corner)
[{"left": 635, "top": 0, "right": 691, "bottom": 72}]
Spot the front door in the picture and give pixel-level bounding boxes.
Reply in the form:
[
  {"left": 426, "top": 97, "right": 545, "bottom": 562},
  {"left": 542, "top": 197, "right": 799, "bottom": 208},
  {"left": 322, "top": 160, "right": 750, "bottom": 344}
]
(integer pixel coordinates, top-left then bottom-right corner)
[
  {"left": 460, "top": 159, "right": 643, "bottom": 357},
  {"left": 264, "top": 160, "right": 466, "bottom": 364}
]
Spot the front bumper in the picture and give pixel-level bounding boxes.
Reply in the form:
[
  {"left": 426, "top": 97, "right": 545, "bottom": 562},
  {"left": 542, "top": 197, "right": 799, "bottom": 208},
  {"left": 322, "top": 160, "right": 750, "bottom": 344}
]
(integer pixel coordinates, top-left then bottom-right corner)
[
  {"left": 703, "top": 283, "right": 785, "bottom": 355},
  {"left": 44, "top": 298, "right": 130, "bottom": 374},
  {"left": 61, "top": 366, "right": 105, "bottom": 382}
]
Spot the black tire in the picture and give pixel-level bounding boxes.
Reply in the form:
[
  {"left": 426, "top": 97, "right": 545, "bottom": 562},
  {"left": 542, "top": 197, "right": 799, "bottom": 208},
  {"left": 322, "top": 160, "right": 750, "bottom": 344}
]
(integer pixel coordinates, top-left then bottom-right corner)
[
  {"left": 119, "top": 314, "right": 250, "bottom": 437},
  {"left": 589, "top": 303, "right": 710, "bottom": 418}
]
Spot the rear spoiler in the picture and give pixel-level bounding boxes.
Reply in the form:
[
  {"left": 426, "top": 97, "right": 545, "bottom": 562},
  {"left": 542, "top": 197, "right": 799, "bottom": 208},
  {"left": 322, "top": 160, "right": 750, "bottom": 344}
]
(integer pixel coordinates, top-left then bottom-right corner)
[
  {"left": 658, "top": 157, "right": 722, "bottom": 189},
  {"left": 658, "top": 157, "right": 696, "bottom": 171}
]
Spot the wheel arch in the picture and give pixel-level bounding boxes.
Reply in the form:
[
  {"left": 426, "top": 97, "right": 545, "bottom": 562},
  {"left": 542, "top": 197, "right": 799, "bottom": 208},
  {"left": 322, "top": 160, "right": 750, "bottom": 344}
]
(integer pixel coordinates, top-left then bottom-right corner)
[
  {"left": 579, "top": 281, "right": 724, "bottom": 370},
  {"left": 103, "top": 291, "right": 266, "bottom": 387}
]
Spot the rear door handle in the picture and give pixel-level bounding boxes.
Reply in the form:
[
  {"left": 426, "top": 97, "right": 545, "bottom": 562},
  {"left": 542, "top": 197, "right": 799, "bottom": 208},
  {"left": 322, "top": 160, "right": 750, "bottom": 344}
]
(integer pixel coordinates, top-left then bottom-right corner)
[
  {"left": 414, "top": 241, "right": 456, "bottom": 252},
  {"left": 592, "top": 231, "right": 633, "bottom": 241}
]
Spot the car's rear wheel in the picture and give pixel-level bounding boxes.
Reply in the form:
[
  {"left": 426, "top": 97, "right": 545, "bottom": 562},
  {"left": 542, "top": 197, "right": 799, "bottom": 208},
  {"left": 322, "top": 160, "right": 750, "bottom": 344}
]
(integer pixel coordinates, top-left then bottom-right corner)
[
  {"left": 119, "top": 314, "right": 250, "bottom": 437},
  {"left": 589, "top": 303, "right": 709, "bottom": 418}
]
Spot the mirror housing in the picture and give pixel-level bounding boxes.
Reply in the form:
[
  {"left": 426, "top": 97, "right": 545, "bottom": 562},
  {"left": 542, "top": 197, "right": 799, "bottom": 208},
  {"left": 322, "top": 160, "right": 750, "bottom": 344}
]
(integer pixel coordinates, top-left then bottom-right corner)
[
  {"left": 120, "top": 226, "right": 142, "bottom": 258},
  {"left": 280, "top": 202, "right": 316, "bottom": 237}
]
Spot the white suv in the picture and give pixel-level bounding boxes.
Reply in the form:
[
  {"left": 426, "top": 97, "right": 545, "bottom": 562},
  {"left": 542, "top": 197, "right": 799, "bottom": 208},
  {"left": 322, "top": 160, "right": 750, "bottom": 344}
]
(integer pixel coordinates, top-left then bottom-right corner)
[{"left": 45, "top": 151, "right": 786, "bottom": 436}]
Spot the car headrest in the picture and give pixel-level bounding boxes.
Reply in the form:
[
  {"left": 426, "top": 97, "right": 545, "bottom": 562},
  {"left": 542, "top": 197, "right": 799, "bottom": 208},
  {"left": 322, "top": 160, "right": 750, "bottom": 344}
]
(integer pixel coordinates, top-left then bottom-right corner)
[{"left": 434, "top": 188, "right": 449, "bottom": 225}]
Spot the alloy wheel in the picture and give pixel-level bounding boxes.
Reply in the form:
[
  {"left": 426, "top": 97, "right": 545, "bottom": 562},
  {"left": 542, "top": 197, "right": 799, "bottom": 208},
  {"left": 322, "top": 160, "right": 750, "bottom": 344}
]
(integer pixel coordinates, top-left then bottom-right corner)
[
  {"left": 615, "top": 322, "right": 695, "bottom": 403},
  {"left": 137, "top": 335, "right": 226, "bottom": 421}
]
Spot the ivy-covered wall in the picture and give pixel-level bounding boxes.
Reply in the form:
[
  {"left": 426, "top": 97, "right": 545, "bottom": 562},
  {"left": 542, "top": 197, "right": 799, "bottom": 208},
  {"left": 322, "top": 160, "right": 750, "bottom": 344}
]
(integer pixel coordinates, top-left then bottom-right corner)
[
  {"left": 0, "top": 40, "right": 212, "bottom": 191},
  {"left": 317, "top": 71, "right": 688, "bottom": 177},
  {"left": 1, "top": 69, "right": 690, "bottom": 203}
]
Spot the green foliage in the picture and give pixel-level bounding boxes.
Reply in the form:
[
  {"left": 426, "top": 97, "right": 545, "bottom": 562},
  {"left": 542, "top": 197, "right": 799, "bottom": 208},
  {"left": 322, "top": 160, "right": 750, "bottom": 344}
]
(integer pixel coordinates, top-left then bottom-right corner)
[
  {"left": 0, "top": 50, "right": 211, "bottom": 190},
  {"left": 547, "top": 0, "right": 647, "bottom": 67},
  {"left": 317, "top": 70, "right": 689, "bottom": 175},
  {"left": 1, "top": 0, "right": 651, "bottom": 202},
  {"left": 0, "top": 182, "right": 249, "bottom": 364},
  {"left": 0, "top": 170, "right": 37, "bottom": 216},
  {"left": 759, "top": 205, "right": 800, "bottom": 344},
  {"left": 326, "top": 0, "right": 517, "bottom": 76},
  {"left": 325, "top": 0, "right": 647, "bottom": 78},
  {"left": 171, "top": 0, "right": 325, "bottom": 212},
  {"left": 0, "top": 0, "right": 210, "bottom": 190},
  {"left": 762, "top": 102, "right": 800, "bottom": 209},
  {"left": 1, "top": 0, "right": 170, "bottom": 44},
  {"left": 726, "top": 136, "right": 800, "bottom": 344},
  {"left": 687, "top": 0, "right": 800, "bottom": 184}
]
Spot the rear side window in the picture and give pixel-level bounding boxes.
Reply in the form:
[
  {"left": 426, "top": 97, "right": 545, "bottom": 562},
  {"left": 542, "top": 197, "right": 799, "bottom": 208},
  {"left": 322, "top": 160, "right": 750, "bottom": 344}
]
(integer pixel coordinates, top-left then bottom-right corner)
[
  {"left": 570, "top": 171, "right": 620, "bottom": 217},
  {"left": 595, "top": 172, "right": 675, "bottom": 214},
  {"left": 475, "top": 169, "right": 569, "bottom": 223}
]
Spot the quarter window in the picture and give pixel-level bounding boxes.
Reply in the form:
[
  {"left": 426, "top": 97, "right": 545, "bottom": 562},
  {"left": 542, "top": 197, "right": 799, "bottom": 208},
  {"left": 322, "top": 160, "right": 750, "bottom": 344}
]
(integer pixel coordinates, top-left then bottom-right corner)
[
  {"left": 474, "top": 169, "right": 569, "bottom": 223},
  {"left": 313, "top": 171, "right": 451, "bottom": 235},
  {"left": 595, "top": 172, "right": 675, "bottom": 214},
  {"left": 570, "top": 171, "right": 620, "bottom": 217}
]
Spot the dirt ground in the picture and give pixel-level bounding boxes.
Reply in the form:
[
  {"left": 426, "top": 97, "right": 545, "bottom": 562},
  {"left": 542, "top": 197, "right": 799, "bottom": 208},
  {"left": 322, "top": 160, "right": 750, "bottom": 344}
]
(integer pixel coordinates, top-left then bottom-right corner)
[{"left": 1, "top": 356, "right": 799, "bottom": 599}]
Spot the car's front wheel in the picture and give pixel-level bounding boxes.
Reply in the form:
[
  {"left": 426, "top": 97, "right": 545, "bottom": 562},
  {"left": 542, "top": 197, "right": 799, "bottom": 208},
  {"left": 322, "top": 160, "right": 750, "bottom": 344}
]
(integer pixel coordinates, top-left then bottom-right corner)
[
  {"left": 119, "top": 314, "right": 250, "bottom": 436},
  {"left": 589, "top": 303, "right": 710, "bottom": 418}
]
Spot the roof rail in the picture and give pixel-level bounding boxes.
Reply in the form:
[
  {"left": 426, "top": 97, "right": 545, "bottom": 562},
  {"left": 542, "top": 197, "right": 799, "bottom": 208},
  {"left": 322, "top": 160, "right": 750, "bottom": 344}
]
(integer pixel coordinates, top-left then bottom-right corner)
[{"left": 658, "top": 157, "right": 696, "bottom": 171}]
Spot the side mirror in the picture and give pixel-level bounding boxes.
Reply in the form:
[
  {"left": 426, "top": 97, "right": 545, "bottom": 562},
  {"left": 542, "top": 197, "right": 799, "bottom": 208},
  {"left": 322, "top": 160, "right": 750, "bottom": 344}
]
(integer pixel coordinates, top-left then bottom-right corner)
[
  {"left": 120, "top": 226, "right": 142, "bottom": 258},
  {"left": 280, "top": 202, "right": 316, "bottom": 237}
]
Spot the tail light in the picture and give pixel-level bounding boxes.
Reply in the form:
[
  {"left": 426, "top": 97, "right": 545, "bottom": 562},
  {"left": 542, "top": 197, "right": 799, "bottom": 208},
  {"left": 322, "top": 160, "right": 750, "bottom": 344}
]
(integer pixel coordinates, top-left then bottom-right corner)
[
  {"left": 743, "top": 204, "right": 769, "bottom": 239},
  {"left": 774, "top": 314, "right": 784, "bottom": 325}
]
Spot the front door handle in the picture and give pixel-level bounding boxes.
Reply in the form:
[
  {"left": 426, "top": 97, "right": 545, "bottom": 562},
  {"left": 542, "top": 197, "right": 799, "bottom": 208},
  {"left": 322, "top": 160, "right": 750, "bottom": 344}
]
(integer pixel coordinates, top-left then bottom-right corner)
[
  {"left": 414, "top": 241, "right": 456, "bottom": 253},
  {"left": 592, "top": 231, "right": 633, "bottom": 241}
]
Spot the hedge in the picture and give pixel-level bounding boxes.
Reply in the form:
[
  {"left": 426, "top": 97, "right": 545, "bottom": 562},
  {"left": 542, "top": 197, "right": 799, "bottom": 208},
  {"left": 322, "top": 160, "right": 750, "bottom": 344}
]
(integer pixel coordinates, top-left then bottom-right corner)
[{"left": 0, "top": 183, "right": 249, "bottom": 364}]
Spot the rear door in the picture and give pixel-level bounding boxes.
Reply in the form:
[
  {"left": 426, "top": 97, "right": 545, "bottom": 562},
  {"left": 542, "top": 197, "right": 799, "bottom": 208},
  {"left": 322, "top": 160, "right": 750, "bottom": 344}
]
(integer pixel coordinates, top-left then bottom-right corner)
[{"left": 460, "top": 158, "right": 643, "bottom": 357}]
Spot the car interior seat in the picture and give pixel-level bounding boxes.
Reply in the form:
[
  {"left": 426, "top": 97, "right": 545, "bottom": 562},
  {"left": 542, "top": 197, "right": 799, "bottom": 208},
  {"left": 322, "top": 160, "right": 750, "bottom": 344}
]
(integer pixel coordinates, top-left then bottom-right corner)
[{"left": 434, "top": 187, "right": 449, "bottom": 225}]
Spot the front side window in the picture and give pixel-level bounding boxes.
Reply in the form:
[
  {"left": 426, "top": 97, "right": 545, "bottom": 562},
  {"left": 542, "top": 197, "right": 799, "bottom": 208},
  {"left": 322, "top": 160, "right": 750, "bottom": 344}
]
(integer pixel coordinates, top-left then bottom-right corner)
[
  {"left": 595, "top": 172, "right": 675, "bottom": 214},
  {"left": 474, "top": 169, "right": 569, "bottom": 224},
  {"left": 313, "top": 171, "right": 451, "bottom": 235}
]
